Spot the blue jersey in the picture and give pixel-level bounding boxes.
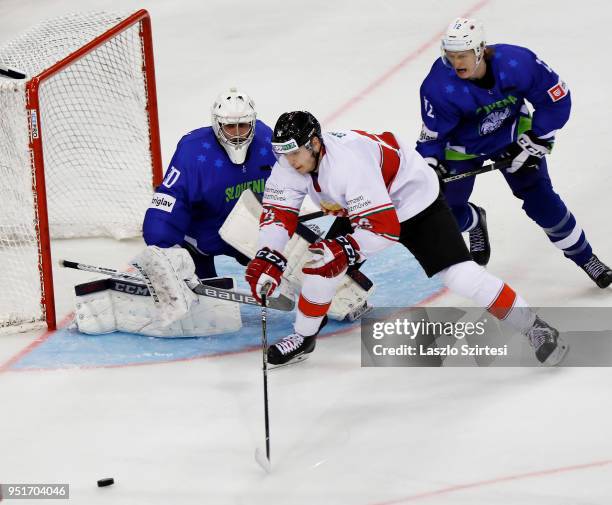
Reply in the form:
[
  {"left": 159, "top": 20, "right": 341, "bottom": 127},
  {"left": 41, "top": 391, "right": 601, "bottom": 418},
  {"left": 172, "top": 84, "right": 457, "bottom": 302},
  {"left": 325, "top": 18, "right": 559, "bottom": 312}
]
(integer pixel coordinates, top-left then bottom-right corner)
[
  {"left": 416, "top": 44, "right": 571, "bottom": 160},
  {"left": 143, "top": 120, "right": 275, "bottom": 256}
]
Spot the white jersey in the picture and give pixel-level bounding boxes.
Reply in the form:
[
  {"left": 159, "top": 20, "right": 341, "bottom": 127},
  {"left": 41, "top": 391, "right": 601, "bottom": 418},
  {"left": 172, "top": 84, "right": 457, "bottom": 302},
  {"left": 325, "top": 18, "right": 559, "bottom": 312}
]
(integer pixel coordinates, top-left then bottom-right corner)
[{"left": 259, "top": 130, "right": 439, "bottom": 258}]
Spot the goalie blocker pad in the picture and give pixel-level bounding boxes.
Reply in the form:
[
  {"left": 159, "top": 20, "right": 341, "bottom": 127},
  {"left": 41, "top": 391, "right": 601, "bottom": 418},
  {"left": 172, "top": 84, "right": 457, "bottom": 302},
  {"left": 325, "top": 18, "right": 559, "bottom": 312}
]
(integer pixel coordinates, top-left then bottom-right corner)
[
  {"left": 74, "top": 277, "right": 241, "bottom": 337},
  {"left": 219, "top": 189, "right": 375, "bottom": 320}
]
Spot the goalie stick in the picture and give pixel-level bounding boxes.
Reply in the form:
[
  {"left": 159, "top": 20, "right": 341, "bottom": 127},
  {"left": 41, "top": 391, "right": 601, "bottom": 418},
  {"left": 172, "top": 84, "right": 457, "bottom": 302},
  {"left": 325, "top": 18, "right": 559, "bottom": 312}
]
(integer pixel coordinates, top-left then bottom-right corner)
[{"left": 60, "top": 259, "right": 295, "bottom": 312}]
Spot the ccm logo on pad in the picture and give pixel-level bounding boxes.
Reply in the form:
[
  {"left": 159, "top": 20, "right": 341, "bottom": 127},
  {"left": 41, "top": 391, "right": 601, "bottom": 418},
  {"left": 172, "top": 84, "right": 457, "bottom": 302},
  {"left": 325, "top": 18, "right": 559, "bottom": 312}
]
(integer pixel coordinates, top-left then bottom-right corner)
[
  {"left": 150, "top": 193, "right": 176, "bottom": 212},
  {"left": 547, "top": 81, "right": 568, "bottom": 102}
]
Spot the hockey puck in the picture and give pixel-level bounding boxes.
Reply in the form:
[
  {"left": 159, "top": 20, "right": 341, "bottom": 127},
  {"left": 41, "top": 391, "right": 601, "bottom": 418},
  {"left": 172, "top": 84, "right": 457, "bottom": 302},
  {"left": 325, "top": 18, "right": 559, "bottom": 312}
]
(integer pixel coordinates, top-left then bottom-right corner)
[{"left": 97, "top": 478, "right": 114, "bottom": 487}]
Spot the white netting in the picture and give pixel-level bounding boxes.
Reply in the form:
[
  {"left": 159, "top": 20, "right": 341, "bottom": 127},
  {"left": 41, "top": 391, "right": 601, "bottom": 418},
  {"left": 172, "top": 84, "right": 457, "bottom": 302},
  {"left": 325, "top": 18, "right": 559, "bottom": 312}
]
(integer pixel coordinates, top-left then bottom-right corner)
[
  {"left": 0, "top": 11, "right": 157, "bottom": 327},
  {"left": 0, "top": 82, "right": 41, "bottom": 328}
]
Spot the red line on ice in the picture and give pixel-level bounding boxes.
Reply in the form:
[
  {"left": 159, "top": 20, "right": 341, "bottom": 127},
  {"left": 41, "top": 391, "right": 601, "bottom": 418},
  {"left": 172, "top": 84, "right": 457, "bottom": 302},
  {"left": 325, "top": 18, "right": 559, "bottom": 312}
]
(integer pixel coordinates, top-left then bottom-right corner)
[
  {"left": 367, "top": 459, "right": 612, "bottom": 504},
  {"left": 323, "top": 0, "right": 492, "bottom": 125},
  {"left": 0, "top": 314, "right": 74, "bottom": 373}
]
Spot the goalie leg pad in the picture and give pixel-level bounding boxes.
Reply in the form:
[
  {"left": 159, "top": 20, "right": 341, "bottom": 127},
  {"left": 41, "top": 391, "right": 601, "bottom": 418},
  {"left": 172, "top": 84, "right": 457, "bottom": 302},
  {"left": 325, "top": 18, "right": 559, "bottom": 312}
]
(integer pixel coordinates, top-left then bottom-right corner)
[
  {"left": 74, "top": 280, "right": 242, "bottom": 337},
  {"left": 328, "top": 273, "right": 376, "bottom": 321},
  {"left": 74, "top": 288, "right": 117, "bottom": 335},
  {"left": 130, "top": 246, "right": 198, "bottom": 325}
]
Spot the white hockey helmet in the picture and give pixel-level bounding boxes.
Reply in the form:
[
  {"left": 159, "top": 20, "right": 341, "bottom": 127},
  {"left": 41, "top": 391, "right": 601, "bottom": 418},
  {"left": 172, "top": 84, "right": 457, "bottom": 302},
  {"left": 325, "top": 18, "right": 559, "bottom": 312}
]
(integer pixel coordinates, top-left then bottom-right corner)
[
  {"left": 211, "top": 87, "right": 257, "bottom": 164},
  {"left": 441, "top": 17, "right": 486, "bottom": 66}
]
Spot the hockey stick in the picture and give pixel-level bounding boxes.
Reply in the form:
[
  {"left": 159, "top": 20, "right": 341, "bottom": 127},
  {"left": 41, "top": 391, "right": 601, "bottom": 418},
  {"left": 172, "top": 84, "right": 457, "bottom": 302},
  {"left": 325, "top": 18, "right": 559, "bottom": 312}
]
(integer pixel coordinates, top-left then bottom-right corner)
[
  {"left": 441, "top": 159, "right": 512, "bottom": 183},
  {"left": 298, "top": 210, "right": 324, "bottom": 222},
  {"left": 60, "top": 259, "right": 295, "bottom": 312},
  {"left": 0, "top": 64, "right": 26, "bottom": 79},
  {"left": 254, "top": 290, "right": 272, "bottom": 473}
]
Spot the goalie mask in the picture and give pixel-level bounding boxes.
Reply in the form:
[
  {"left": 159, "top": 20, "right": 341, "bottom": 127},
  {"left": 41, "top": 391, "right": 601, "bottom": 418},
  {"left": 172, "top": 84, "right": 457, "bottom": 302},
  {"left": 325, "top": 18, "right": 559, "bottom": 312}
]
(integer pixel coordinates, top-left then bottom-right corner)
[
  {"left": 441, "top": 17, "right": 486, "bottom": 67},
  {"left": 211, "top": 87, "right": 257, "bottom": 164}
]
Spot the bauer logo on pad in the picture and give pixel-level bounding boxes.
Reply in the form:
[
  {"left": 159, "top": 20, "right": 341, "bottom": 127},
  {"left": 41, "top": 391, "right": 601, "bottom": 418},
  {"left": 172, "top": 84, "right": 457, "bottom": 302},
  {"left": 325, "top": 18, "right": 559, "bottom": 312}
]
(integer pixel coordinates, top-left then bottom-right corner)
[
  {"left": 547, "top": 81, "right": 568, "bottom": 102},
  {"left": 149, "top": 193, "right": 176, "bottom": 212}
]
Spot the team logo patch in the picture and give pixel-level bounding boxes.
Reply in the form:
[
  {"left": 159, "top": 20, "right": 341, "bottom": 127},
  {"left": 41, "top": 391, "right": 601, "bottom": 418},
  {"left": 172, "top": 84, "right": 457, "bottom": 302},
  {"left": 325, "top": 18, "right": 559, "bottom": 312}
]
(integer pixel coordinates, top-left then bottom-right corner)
[
  {"left": 547, "top": 81, "right": 568, "bottom": 102},
  {"left": 479, "top": 107, "right": 512, "bottom": 136},
  {"left": 356, "top": 217, "right": 373, "bottom": 230},
  {"left": 261, "top": 207, "right": 276, "bottom": 226},
  {"left": 149, "top": 192, "right": 176, "bottom": 213}
]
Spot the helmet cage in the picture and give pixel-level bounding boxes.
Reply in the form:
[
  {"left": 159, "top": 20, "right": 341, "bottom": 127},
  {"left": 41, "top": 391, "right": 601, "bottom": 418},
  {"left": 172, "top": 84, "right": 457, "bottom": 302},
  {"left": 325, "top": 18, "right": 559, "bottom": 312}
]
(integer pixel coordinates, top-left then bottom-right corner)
[
  {"left": 211, "top": 87, "right": 257, "bottom": 164},
  {"left": 214, "top": 115, "right": 255, "bottom": 147}
]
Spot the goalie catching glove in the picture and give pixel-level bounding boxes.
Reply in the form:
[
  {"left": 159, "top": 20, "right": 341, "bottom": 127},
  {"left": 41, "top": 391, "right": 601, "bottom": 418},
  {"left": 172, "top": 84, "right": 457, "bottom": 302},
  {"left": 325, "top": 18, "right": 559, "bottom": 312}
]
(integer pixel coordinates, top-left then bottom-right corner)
[
  {"left": 302, "top": 235, "right": 360, "bottom": 278},
  {"left": 245, "top": 247, "right": 288, "bottom": 301}
]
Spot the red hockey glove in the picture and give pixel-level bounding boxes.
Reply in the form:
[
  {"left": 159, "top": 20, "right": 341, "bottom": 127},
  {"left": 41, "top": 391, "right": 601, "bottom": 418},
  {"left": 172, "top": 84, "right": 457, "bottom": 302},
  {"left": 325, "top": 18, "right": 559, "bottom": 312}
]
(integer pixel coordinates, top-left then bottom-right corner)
[
  {"left": 245, "top": 247, "right": 287, "bottom": 302},
  {"left": 302, "top": 235, "right": 360, "bottom": 278}
]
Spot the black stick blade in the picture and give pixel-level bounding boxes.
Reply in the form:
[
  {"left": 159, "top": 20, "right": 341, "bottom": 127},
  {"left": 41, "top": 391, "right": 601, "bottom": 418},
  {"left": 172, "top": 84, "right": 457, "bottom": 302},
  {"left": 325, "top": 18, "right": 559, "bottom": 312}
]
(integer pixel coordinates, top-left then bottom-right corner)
[{"left": 0, "top": 66, "right": 26, "bottom": 79}]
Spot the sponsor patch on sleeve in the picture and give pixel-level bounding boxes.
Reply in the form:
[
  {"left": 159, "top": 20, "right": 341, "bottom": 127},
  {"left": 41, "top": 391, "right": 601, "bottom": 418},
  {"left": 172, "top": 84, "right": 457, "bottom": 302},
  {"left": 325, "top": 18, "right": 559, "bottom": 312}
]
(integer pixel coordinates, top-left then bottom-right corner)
[
  {"left": 149, "top": 192, "right": 176, "bottom": 213},
  {"left": 418, "top": 123, "right": 439, "bottom": 142},
  {"left": 547, "top": 81, "right": 568, "bottom": 102}
]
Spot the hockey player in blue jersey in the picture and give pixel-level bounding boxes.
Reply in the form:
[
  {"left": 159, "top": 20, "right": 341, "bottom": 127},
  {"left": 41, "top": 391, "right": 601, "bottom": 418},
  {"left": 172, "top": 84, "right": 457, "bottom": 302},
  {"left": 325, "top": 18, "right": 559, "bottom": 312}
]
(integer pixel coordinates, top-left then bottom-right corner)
[
  {"left": 143, "top": 88, "right": 276, "bottom": 278},
  {"left": 416, "top": 18, "right": 612, "bottom": 288}
]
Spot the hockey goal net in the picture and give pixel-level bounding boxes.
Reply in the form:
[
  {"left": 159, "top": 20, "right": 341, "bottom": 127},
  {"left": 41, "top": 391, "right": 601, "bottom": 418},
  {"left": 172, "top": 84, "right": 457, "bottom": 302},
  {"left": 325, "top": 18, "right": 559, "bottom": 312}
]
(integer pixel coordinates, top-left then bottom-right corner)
[{"left": 0, "top": 10, "right": 162, "bottom": 331}]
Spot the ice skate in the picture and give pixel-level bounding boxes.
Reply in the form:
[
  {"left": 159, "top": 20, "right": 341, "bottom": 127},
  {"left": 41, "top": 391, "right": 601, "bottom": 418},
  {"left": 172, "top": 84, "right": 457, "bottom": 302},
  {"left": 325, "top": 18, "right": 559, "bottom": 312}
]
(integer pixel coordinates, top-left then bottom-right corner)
[
  {"left": 267, "top": 315, "right": 328, "bottom": 367},
  {"left": 267, "top": 332, "right": 317, "bottom": 367},
  {"left": 468, "top": 205, "right": 491, "bottom": 266},
  {"left": 524, "top": 316, "right": 569, "bottom": 366},
  {"left": 581, "top": 254, "right": 612, "bottom": 289}
]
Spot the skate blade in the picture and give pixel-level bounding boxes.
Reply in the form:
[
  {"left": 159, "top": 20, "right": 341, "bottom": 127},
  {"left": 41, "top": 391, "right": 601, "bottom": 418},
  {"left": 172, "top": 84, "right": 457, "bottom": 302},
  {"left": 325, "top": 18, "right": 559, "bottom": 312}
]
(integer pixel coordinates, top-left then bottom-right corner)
[
  {"left": 269, "top": 353, "right": 310, "bottom": 370},
  {"left": 541, "top": 339, "right": 570, "bottom": 367}
]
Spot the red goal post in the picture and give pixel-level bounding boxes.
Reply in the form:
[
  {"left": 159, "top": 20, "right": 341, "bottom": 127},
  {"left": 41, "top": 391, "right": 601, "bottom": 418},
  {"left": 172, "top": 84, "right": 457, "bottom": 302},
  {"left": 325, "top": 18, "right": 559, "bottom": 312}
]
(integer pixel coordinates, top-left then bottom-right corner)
[{"left": 0, "top": 10, "right": 163, "bottom": 331}]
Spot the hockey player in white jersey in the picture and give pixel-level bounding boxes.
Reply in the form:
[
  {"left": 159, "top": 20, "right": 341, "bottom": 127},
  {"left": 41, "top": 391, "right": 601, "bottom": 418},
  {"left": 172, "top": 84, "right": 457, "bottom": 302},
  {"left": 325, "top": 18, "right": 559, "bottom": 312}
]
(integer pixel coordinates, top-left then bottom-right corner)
[{"left": 245, "top": 111, "right": 568, "bottom": 366}]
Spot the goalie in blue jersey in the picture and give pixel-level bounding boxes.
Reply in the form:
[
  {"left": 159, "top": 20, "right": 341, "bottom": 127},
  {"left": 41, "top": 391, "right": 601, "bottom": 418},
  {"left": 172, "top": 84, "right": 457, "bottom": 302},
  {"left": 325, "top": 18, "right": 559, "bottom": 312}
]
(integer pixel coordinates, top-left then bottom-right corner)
[
  {"left": 70, "top": 89, "right": 276, "bottom": 337},
  {"left": 143, "top": 87, "right": 276, "bottom": 279},
  {"left": 416, "top": 18, "right": 612, "bottom": 288}
]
